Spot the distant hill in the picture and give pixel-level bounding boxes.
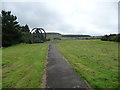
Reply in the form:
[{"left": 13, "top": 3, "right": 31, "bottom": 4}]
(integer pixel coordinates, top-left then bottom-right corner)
[
  {"left": 46, "top": 33, "right": 61, "bottom": 35},
  {"left": 46, "top": 32, "right": 100, "bottom": 40},
  {"left": 62, "top": 35, "right": 91, "bottom": 37},
  {"left": 46, "top": 32, "right": 62, "bottom": 40}
]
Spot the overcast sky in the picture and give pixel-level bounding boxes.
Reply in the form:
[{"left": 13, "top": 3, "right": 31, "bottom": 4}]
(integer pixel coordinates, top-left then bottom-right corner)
[{"left": 1, "top": 0, "right": 119, "bottom": 35}]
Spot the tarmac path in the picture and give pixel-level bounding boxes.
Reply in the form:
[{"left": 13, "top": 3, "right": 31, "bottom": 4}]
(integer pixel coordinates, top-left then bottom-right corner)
[{"left": 46, "top": 44, "right": 89, "bottom": 88}]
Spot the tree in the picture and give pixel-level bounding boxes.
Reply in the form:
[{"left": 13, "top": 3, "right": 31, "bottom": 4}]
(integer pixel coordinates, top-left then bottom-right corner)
[
  {"left": 20, "top": 24, "right": 32, "bottom": 43},
  {"left": 2, "top": 10, "right": 22, "bottom": 47}
]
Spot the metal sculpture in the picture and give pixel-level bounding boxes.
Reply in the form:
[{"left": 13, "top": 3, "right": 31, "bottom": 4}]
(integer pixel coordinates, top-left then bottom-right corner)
[{"left": 31, "top": 28, "right": 46, "bottom": 43}]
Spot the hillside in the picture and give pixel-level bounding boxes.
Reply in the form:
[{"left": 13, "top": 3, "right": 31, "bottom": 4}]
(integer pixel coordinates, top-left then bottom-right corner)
[
  {"left": 46, "top": 33, "right": 62, "bottom": 40},
  {"left": 46, "top": 32, "right": 101, "bottom": 40}
]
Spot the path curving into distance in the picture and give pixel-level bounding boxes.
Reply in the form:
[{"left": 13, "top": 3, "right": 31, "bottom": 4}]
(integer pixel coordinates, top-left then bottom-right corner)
[{"left": 46, "top": 44, "right": 89, "bottom": 88}]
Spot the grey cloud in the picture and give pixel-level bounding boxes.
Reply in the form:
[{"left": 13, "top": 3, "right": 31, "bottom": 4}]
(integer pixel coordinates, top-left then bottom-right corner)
[
  {"left": 2, "top": 2, "right": 64, "bottom": 28},
  {"left": 2, "top": 1, "right": 118, "bottom": 35}
]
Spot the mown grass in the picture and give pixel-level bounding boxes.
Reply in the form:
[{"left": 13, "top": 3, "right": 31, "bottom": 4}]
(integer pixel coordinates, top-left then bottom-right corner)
[
  {"left": 56, "top": 40, "right": 119, "bottom": 88},
  {"left": 2, "top": 43, "right": 48, "bottom": 88}
]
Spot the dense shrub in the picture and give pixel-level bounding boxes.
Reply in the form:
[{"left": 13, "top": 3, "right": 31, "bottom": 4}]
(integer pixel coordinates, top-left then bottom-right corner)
[
  {"left": 101, "top": 34, "right": 120, "bottom": 42},
  {"left": 19, "top": 25, "right": 33, "bottom": 44}
]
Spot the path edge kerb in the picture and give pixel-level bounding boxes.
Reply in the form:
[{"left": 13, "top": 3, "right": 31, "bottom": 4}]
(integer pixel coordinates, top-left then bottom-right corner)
[{"left": 41, "top": 44, "right": 49, "bottom": 88}]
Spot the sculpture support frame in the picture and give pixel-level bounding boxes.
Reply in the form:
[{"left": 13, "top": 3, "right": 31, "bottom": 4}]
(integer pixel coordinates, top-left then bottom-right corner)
[{"left": 31, "top": 28, "right": 46, "bottom": 43}]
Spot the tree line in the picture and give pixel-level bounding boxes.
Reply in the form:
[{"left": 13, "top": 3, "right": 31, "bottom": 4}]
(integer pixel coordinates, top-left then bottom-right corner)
[
  {"left": 2, "top": 10, "right": 48, "bottom": 47},
  {"left": 101, "top": 34, "right": 120, "bottom": 42}
]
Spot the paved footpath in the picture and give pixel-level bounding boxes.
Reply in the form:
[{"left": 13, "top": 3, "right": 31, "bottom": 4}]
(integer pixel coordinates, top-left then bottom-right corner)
[{"left": 46, "top": 44, "right": 89, "bottom": 88}]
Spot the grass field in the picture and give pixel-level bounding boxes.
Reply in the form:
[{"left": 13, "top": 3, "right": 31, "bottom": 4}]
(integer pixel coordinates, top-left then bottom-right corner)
[
  {"left": 56, "top": 40, "right": 119, "bottom": 88},
  {"left": 2, "top": 43, "right": 48, "bottom": 88}
]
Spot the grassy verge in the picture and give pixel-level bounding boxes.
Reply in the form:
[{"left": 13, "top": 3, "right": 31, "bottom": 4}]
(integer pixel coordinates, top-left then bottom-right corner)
[
  {"left": 56, "top": 40, "right": 119, "bottom": 88},
  {"left": 2, "top": 43, "right": 48, "bottom": 88}
]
